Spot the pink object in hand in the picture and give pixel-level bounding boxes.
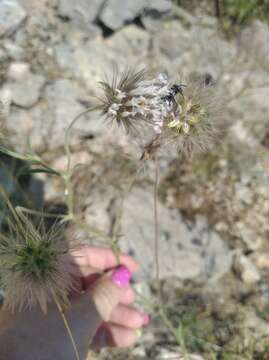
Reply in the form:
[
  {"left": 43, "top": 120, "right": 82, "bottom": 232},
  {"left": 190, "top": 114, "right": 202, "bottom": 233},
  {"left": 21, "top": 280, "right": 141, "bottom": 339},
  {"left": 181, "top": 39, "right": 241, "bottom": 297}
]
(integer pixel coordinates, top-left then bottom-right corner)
[
  {"left": 142, "top": 313, "right": 150, "bottom": 326},
  {"left": 112, "top": 266, "right": 132, "bottom": 287}
]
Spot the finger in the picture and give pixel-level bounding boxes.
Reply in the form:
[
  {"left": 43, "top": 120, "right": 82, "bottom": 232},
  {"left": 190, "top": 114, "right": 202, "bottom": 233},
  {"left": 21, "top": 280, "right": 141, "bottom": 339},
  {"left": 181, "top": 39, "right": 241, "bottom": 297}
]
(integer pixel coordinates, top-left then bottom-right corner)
[
  {"left": 90, "top": 266, "right": 132, "bottom": 321},
  {"left": 71, "top": 246, "right": 139, "bottom": 276},
  {"left": 70, "top": 279, "right": 136, "bottom": 303},
  {"left": 91, "top": 323, "right": 138, "bottom": 349},
  {"left": 109, "top": 304, "right": 145, "bottom": 329},
  {"left": 120, "top": 286, "right": 135, "bottom": 305}
]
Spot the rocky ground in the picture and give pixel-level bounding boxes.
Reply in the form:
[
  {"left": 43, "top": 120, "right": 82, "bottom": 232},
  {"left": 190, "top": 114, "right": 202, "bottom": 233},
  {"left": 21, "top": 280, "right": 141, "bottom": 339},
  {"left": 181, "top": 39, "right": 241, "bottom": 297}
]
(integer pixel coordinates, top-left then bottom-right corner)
[{"left": 0, "top": 0, "right": 269, "bottom": 359}]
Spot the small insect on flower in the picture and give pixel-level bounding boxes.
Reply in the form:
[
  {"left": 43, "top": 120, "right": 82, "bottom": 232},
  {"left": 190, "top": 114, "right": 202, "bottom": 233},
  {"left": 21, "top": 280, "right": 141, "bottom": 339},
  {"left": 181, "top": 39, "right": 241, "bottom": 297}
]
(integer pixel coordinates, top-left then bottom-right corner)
[
  {"left": 161, "top": 83, "right": 186, "bottom": 108},
  {"left": 151, "top": 76, "right": 222, "bottom": 158},
  {"left": 0, "top": 208, "right": 74, "bottom": 313}
]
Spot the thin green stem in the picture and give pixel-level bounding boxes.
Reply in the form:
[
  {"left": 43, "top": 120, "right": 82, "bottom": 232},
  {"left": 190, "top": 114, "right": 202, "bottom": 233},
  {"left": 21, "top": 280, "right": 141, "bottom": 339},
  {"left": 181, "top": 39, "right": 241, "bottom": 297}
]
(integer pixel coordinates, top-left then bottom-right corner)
[
  {"left": 61, "top": 106, "right": 121, "bottom": 260},
  {"left": 64, "top": 107, "right": 99, "bottom": 174},
  {"left": 152, "top": 161, "right": 189, "bottom": 358},
  {"left": 53, "top": 295, "right": 81, "bottom": 360},
  {"left": 15, "top": 206, "right": 66, "bottom": 219},
  {"left": 63, "top": 172, "right": 75, "bottom": 217},
  {"left": 154, "top": 158, "right": 161, "bottom": 305},
  {"left": 159, "top": 307, "right": 189, "bottom": 359}
]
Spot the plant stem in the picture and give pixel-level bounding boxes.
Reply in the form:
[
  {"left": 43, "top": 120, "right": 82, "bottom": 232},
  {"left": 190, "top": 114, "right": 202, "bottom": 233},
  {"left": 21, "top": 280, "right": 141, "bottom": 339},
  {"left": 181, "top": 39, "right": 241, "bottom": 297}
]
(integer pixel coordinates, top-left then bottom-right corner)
[
  {"left": 154, "top": 158, "right": 161, "bottom": 305},
  {"left": 53, "top": 295, "right": 81, "bottom": 360},
  {"left": 16, "top": 206, "right": 66, "bottom": 219},
  {"left": 159, "top": 307, "right": 189, "bottom": 359},
  {"left": 63, "top": 172, "right": 75, "bottom": 217},
  {"left": 62, "top": 106, "right": 122, "bottom": 261},
  {"left": 64, "top": 106, "right": 99, "bottom": 175},
  {"left": 152, "top": 162, "right": 189, "bottom": 359}
]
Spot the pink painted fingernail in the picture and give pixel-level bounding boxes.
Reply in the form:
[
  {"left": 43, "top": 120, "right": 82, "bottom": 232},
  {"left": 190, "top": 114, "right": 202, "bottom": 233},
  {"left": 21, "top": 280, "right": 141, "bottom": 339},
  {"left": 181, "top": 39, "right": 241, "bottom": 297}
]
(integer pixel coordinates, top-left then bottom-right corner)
[
  {"left": 142, "top": 313, "right": 150, "bottom": 326},
  {"left": 112, "top": 266, "right": 132, "bottom": 287}
]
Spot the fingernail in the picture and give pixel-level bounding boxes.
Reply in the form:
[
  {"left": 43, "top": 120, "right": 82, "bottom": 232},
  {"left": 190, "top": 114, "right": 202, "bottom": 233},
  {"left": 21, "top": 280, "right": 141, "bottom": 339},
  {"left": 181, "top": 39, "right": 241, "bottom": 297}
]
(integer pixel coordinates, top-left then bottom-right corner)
[
  {"left": 112, "top": 266, "right": 132, "bottom": 287},
  {"left": 135, "top": 329, "right": 142, "bottom": 339},
  {"left": 142, "top": 313, "right": 150, "bottom": 326}
]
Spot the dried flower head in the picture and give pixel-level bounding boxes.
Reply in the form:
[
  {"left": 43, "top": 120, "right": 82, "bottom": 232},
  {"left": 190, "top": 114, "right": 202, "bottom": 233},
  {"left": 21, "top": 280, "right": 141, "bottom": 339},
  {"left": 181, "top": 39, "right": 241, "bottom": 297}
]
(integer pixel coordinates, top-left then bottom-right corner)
[
  {"left": 143, "top": 76, "right": 222, "bottom": 159},
  {"left": 0, "top": 209, "right": 74, "bottom": 313},
  {"left": 98, "top": 68, "right": 171, "bottom": 134}
]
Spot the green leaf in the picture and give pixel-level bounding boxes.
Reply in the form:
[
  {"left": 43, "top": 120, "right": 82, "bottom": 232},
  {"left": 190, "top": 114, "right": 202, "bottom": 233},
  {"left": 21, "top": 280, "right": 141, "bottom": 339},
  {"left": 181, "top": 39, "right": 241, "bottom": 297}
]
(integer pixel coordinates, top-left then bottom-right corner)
[
  {"left": 17, "top": 166, "right": 60, "bottom": 177},
  {"left": 0, "top": 145, "right": 29, "bottom": 161}
]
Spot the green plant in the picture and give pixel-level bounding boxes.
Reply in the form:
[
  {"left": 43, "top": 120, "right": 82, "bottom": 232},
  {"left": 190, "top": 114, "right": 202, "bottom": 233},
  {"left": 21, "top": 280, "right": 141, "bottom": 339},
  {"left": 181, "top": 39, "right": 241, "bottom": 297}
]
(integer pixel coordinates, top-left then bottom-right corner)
[{"left": 223, "top": 0, "right": 269, "bottom": 26}]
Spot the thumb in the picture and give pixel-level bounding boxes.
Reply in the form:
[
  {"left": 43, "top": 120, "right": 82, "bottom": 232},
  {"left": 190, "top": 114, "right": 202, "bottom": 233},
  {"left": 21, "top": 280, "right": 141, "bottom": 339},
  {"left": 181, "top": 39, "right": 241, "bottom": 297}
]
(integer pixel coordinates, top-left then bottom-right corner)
[{"left": 90, "top": 266, "right": 132, "bottom": 322}]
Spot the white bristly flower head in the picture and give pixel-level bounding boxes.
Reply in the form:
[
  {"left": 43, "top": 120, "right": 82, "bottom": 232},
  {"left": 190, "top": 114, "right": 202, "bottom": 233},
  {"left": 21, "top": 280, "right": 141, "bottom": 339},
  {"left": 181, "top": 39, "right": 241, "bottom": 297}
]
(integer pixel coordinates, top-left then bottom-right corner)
[
  {"left": 98, "top": 69, "right": 222, "bottom": 159},
  {"left": 98, "top": 69, "right": 172, "bottom": 135},
  {"left": 143, "top": 76, "right": 222, "bottom": 159}
]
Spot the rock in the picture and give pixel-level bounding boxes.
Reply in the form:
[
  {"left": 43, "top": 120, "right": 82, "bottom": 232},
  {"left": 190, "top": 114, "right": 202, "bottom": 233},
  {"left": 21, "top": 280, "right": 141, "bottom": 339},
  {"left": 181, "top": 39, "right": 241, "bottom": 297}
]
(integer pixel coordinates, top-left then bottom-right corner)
[
  {"left": 172, "top": 6, "right": 196, "bottom": 25},
  {"left": 7, "top": 62, "right": 30, "bottom": 79},
  {"left": 58, "top": 0, "right": 104, "bottom": 25},
  {"left": 5, "top": 79, "right": 90, "bottom": 152},
  {"left": 234, "top": 182, "right": 253, "bottom": 205},
  {"left": 83, "top": 189, "right": 113, "bottom": 236},
  {"left": 235, "top": 222, "right": 263, "bottom": 251},
  {"left": 229, "top": 121, "right": 260, "bottom": 150},
  {"left": 40, "top": 79, "right": 87, "bottom": 150},
  {"left": 55, "top": 26, "right": 150, "bottom": 90},
  {"left": 120, "top": 187, "right": 232, "bottom": 281},
  {"left": 100, "top": 0, "right": 145, "bottom": 30},
  {"left": 154, "top": 21, "right": 190, "bottom": 61},
  {"left": 7, "top": 65, "right": 46, "bottom": 108},
  {"left": 252, "top": 252, "right": 269, "bottom": 270},
  {"left": 141, "top": 0, "right": 176, "bottom": 31},
  {"left": 243, "top": 309, "right": 269, "bottom": 339},
  {"left": 0, "top": 48, "right": 7, "bottom": 61},
  {"left": 5, "top": 106, "right": 34, "bottom": 150},
  {"left": 227, "top": 67, "right": 269, "bottom": 148},
  {"left": 106, "top": 25, "right": 150, "bottom": 57},
  {"left": 155, "top": 346, "right": 205, "bottom": 360},
  {"left": 54, "top": 25, "right": 102, "bottom": 74},
  {"left": 3, "top": 40, "right": 25, "bottom": 60},
  {"left": 0, "top": 87, "right": 11, "bottom": 119},
  {"left": 197, "top": 14, "right": 218, "bottom": 28},
  {"left": 100, "top": 0, "right": 174, "bottom": 30},
  {"left": 0, "top": 0, "right": 27, "bottom": 37},
  {"left": 234, "top": 253, "right": 261, "bottom": 284},
  {"left": 146, "top": 0, "right": 174, "bottom": 13},
  {"left": 51, "top": 151, "right": 93, "bottom": 173},
  {"left": 241, "top": 21, "right": 269, "bottom": 69}
]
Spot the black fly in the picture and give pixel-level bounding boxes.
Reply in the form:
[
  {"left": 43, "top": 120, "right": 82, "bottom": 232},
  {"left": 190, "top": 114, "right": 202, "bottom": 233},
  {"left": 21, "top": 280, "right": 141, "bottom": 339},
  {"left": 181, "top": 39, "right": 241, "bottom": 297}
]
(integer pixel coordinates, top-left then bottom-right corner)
[{"left": 161, "top": 83, "right": 186, "bottom": 107}]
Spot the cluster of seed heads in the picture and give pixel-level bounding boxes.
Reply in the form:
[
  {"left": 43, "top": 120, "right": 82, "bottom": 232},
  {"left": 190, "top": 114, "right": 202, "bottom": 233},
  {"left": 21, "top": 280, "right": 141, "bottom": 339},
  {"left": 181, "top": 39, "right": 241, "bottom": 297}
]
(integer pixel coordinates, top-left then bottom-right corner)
[
  {"left": 99, "top": 69, "right": 220, "bottom": 158},
  {"left": 0, "top": 68, "right": 221, "bottom": 316}
]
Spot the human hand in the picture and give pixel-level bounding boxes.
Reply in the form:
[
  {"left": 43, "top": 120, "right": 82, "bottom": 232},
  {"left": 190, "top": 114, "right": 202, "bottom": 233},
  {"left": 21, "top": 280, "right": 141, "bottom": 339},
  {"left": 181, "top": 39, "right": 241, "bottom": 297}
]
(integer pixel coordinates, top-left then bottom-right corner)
[
  {"left": 71, "top": 246, "right": 149, "bottom": 349},
  {"left": 0, "top": 246, "right": 149, "bottom": 360}
]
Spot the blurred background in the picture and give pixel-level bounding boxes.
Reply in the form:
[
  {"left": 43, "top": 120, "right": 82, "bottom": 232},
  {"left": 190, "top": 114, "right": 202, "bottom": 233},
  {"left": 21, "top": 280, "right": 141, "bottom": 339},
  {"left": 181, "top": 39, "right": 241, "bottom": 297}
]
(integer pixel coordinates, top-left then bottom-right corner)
[{"left": 0, "top": 0, "right": 269, "bottom": 359}]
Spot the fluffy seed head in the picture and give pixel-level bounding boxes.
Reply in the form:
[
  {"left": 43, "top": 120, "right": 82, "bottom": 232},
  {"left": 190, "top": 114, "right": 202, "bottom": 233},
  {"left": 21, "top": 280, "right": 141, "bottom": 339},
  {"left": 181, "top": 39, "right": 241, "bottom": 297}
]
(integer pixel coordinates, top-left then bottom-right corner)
[
  {"left": 146, "top": 77, "right": 222, "bottom": 158},
  {"left": 0, "top": 210, "right": 74, "bottom": 313},
  {"left": 98, "top": 69, "right": 171, "bottom": 134}
]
